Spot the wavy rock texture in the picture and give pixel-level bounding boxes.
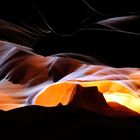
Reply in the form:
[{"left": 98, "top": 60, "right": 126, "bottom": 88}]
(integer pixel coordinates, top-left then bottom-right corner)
[{"left": 1, "top": 41, "right": 140, "bottom": 118}]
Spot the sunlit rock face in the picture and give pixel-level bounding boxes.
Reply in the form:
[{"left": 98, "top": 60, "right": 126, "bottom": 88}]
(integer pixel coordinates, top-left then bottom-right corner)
[{"left": 1, "top": 40, "right": 140, "bottom": 117}]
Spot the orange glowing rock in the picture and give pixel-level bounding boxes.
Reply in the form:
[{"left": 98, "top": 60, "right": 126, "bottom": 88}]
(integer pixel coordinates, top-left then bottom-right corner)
[{"left": 34, "top": 81, "right": 140, "bottom": 116}]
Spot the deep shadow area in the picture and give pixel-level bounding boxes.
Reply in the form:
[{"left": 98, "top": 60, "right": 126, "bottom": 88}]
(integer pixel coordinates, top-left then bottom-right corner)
[
  {"left": 34, "top": 30, "right": 140, "bottom": 67},
  {"left": 0, "top": 106, "right": 140, "bottom": 139}
]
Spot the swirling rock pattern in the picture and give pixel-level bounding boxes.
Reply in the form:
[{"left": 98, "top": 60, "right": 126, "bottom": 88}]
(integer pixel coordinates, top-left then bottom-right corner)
[{"left": 1, "top": 41, "right": 140, "bottom": 117}]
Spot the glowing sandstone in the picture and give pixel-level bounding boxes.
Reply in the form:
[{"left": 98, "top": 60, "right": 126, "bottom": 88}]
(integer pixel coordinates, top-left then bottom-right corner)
[{"left": 1, "top": 41, "right": 140, "bottom": 117}]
